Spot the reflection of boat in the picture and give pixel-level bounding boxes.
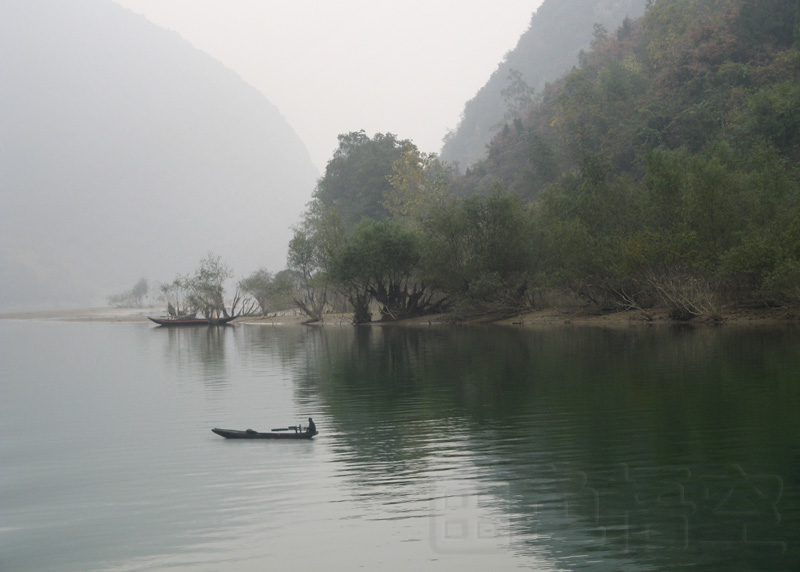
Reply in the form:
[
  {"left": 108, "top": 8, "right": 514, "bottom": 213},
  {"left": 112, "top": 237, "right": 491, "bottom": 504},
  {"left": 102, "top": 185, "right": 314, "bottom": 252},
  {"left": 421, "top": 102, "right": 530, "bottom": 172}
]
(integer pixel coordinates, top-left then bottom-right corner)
[
  {"left": 212, "top": 427, "right": 318, "bottom": 440},
  {"left": 148, "top": 316, "right": 237, "bottom": 326}
]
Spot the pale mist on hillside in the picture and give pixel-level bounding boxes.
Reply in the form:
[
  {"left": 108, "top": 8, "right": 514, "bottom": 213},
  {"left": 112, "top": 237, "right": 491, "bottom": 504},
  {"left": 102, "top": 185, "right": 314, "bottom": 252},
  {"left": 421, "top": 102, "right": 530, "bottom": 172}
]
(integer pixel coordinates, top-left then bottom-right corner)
[{"left": 0, "top": 0, "right": 318, "bottom": 311}]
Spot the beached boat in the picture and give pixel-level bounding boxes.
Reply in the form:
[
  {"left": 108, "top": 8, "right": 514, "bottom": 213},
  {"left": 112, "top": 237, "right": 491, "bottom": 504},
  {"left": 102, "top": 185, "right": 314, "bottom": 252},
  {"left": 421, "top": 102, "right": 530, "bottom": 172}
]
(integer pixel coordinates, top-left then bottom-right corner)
[
  {"left": 212, "top": 427, "right": 318, "bottom": 440},
  {"left": 148, "top": 315, "right": 237, "bottom": 326}
]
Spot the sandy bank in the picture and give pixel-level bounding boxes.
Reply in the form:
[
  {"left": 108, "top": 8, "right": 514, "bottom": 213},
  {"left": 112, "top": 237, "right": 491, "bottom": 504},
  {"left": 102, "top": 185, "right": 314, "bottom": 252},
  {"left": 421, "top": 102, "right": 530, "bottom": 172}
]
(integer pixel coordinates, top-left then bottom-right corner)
[
  {"left": 2, "top": 305, "right": 797, "bottom": 328},
  {"left": 0, "top": 307, "right": 160, "bottom": 322}
]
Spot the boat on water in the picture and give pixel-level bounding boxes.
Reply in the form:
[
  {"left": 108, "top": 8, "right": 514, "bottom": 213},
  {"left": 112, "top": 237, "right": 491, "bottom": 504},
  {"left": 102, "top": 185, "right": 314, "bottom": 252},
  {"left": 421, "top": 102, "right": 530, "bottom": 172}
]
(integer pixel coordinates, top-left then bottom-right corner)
[
  {"left": 148, "top": 315, "right": 237, "bottom": 326},
  {"left": 212, "top": 427, "right": 318, "bottom": 439}
]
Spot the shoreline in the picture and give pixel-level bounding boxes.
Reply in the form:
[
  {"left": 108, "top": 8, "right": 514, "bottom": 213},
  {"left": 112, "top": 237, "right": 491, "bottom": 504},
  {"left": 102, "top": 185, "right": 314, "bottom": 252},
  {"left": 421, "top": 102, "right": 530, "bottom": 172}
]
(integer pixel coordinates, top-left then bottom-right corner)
[{"left": 1, "top": 305, "right": 797, "bottom": 328}]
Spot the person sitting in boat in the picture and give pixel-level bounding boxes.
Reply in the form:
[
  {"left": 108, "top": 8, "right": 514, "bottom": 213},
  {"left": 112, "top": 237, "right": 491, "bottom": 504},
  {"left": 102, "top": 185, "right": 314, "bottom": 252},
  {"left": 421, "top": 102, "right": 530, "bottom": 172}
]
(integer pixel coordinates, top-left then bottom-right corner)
[{"left": 306, "top": 417, "right": 316, "bottom": 434}]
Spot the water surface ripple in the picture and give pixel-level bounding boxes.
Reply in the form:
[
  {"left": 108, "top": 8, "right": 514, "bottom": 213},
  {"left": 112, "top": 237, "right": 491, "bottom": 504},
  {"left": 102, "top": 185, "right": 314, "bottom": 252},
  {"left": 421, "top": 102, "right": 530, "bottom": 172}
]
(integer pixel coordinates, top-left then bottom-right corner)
[{"left": 1, "top": 321, "right": 798, "bottom": 571}]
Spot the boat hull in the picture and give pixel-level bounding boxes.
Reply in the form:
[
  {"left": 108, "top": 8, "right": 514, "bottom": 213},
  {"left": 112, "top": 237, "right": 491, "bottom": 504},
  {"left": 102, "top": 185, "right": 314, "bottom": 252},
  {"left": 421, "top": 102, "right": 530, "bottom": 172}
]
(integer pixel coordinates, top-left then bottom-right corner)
[
  {"left": 212, "top": 428, "right": 318, "bottom": 440},
  {"left": 148, "top": 316, "right": 237, "bottom": 326}
]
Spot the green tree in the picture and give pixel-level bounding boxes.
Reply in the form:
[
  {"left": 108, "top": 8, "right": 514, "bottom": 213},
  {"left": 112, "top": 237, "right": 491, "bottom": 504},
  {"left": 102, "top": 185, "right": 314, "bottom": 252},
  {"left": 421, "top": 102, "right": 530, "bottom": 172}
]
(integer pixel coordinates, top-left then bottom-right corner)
[
  {"left": 185, "top": 253, "right": 234, "bottom": 320},
  {"left": 287, "top": 228, "right": 328, "bottom": 322},
  {"left": 763, "top": 214, "right": 800, "bottom": 305},
  {"left": 536, "top": 154, "right": 643, "bottom": 307},
  {"left": 239, "top": 268, "right": 272, "bottom": 316},
  {"left": 159, "top": 277, "right": 195, "bottom": 318},
  {"left": 287, "top": 210, "right": 346, "bottom": 322},
  {"left": 641, "top": 147, "right": 689, "bottom": 232},
  {"left": 311, "top": 131, "right": 416, "bottom": 227},
  {"left": 107, "top": 277, "right": 149, "bottom": 307},
  {"left": 680, "top": 146, "right": 742, "bottom": 266},
  {"left": 501, "top": 68, "right": 535, "bottom": 121},
  {"left": 269, "top": 269, "right": 303, "bottom": 313},
  {"left": 733, "top": 0, "right": 797, "bottom": 51},
  {"left": 423, "top": 188, "right": 538, "bottom": 315},
  {"left": 330, "top": 219, "right": 445, "bottom": 323},
  {"left": 385, "top": 149, "right": 453, "bottom": 223}
]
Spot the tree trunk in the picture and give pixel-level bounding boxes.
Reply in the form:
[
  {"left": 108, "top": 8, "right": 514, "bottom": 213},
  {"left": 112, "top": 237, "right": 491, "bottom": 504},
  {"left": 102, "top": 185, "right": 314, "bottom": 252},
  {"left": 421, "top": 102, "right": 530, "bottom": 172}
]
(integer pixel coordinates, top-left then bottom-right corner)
[{"left": 351, "top": 292, "right": 372, "bottom": 324}]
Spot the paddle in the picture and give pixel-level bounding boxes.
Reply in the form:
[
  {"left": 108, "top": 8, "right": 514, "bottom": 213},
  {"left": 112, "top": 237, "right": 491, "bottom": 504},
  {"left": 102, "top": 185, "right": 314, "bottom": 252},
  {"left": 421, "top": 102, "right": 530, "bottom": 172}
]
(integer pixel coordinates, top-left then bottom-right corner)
[{"left": 271, "top": 425, "right": 303, "bottom": 432}]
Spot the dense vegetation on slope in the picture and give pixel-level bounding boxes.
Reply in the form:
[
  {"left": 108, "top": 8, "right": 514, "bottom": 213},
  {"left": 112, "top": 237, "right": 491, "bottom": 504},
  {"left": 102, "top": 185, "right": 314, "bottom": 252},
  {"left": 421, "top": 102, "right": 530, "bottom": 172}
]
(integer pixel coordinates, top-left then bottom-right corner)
[
  {"left": 277, "top": 0, "right": 800, "bottom": 323},
  {"left": 465, "top": 0, "right": 800, "bottom": 317},
  {"left": 440, "top": 0, "right": 648, "bottom": 169}
]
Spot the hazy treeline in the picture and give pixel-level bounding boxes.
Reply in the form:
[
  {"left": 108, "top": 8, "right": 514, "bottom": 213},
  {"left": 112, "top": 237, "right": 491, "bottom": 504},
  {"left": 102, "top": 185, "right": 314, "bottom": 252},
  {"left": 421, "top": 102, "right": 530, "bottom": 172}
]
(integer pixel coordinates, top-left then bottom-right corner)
[
  {"left": 146, "top": 0, "right": 800, "bottom": 323},
  {"left": 275, "top": 0, "right": 800, "bottom": 323},
  {"left": 461, "top": 0, "right": 800, "bottom": 319}
]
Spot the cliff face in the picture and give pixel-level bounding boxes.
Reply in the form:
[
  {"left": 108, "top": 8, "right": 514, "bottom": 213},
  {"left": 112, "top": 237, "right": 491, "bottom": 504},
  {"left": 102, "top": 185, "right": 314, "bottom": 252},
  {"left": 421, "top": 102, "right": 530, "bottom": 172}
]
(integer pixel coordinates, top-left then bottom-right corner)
[
  {"left": 440, "top": 0, "right": 648, "bottom": 169},
  {"left": 0, "top": 0, "right": 318, "bottom": 309}
]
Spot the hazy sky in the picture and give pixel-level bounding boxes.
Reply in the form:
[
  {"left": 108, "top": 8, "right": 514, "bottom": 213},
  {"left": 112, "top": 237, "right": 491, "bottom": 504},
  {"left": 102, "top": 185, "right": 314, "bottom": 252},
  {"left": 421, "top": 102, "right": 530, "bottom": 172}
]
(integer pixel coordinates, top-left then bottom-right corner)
[{"left": 112, "top": 0, "right": 544, "bottom": 171}]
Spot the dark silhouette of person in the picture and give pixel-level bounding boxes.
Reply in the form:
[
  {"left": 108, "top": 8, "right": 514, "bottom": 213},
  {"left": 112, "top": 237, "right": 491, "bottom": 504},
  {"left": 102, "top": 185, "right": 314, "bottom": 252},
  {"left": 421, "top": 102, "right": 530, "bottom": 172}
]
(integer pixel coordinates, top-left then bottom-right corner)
[{"left": 306, "top": 417, "right": 317, "bottom": 434}]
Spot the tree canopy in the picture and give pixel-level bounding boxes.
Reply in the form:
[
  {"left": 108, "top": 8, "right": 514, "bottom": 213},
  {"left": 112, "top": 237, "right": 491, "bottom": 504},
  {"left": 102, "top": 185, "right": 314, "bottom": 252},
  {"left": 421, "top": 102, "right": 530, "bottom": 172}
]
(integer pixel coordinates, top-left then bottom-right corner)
[
  {"left": 281, "top": 0, "right": 800, "bottom": 323},
  {"left": 311, "top": 131, "right": 416, "bottom": 227}
]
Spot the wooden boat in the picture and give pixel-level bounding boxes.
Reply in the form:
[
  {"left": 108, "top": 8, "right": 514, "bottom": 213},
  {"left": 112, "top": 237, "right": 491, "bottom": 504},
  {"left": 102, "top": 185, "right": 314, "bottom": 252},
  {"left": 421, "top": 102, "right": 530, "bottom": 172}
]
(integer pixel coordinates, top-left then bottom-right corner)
[
  {"left": 148, "top": 315, "right": 237, "bottom": 326},
  {"left": 212, "top": 427, "right": 318, "bottom": 440}
]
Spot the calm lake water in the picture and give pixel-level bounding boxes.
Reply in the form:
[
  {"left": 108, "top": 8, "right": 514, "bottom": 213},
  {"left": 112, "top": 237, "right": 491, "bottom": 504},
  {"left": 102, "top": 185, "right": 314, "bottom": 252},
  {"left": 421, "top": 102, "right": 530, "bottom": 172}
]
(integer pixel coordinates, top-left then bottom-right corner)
[{"left": 1, "top": 319, "right": 799, "bottom": 571}]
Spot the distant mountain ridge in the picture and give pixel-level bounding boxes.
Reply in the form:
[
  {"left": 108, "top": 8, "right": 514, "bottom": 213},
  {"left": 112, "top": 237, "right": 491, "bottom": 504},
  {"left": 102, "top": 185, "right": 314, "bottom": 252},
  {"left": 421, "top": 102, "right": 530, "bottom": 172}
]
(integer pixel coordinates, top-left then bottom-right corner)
[
  {"left": 440, "top": 0, "right": 648, "bottom": 169},
  {"left": 0, "top": 0, "right": 318, "bottom": 310}
]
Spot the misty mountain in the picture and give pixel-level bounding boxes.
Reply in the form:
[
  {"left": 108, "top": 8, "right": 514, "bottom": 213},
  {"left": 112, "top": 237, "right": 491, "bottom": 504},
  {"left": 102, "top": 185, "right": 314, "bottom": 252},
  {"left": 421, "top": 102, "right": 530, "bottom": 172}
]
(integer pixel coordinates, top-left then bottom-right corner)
[
  {"left": 440, "top": 0, "right": 648, "bottom": 169},
  {"left": 0, "top": 0, "right": 318, "bottom": 311}
]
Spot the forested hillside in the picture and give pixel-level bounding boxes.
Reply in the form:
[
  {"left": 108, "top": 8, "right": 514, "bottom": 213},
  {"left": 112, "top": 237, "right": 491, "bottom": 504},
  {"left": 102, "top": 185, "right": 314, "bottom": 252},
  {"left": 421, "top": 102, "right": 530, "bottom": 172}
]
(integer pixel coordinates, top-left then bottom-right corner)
[
  {"left": 464, "top": 0, "right": 800, "bottom": 318},
  {"left": 440, "top": 0, "right": 648, "bottom": 169},
  {"left": 279, "top": 0, "right": 800, "bottom": 324}
]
